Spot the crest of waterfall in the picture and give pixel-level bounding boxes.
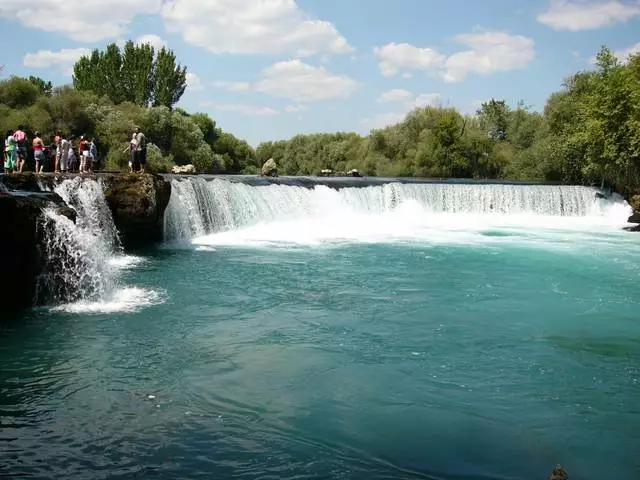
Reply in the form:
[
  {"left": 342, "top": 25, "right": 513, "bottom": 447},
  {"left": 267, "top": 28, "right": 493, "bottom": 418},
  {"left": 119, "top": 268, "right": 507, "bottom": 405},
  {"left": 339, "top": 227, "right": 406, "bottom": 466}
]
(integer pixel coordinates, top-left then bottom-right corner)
[
  {"left": 164, "top": 177, "right": 628, "bottom": 241},
  {"left": 35, "top": 178, "right": 121, "bottom": 304},
  {"left": 54, "top": 177, "right": 123, "bottom": 254}
]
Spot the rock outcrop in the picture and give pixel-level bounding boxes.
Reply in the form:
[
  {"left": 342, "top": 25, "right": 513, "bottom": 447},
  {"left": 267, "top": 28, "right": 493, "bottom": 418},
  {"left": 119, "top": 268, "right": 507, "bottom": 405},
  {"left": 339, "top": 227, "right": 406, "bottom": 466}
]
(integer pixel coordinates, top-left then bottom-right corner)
[
  {"left": 172, "top": 164, "right": 196, "bottom": 174},
  {"left": 548, "top": 465, "right": 568, "bottom": 480},
  {"left": 102, "top": 174, "right": 171, "bottom": 249},
  {"left": 261, "top": 158, "right": 278, "bottom": 177},
  {"left": 627, "top": 194, "right": 640, "bottom": 225},
  {"left": 0, "top": 190, "right": 71, "bottom": 311}
]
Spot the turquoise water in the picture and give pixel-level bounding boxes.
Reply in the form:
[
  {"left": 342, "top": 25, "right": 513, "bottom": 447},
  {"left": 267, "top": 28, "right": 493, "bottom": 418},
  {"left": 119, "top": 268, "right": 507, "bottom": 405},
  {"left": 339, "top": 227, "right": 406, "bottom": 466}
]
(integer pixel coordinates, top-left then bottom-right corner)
[
  {"left": 2, "top": 236, "right": 640, "bottom": 479},
  {"left": 2, "top": 178, "right": 640, "bottom": 479}
]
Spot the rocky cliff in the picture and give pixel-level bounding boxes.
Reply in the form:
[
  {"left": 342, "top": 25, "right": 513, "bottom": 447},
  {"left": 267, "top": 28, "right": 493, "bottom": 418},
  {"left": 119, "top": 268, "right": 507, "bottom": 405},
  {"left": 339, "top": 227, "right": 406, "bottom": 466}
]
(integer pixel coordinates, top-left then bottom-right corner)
[
  {"left": 0, "top": 173, "right": 171, "bottom": 311},
  {"left": 0, "top": 190, "right": 75, "bottom": 311},
  {"left": 102, "top": 174, "right": 171, "bottom": 249}
]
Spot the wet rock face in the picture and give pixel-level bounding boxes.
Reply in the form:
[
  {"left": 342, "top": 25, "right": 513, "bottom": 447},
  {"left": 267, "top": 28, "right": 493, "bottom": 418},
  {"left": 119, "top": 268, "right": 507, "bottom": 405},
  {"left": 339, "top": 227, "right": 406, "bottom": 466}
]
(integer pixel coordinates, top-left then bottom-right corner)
[
  {"left": 0, "top": 191, "right": 68, "bottom": 311},
  {"left": 102, "top": 174, "right": 171, "bottom": 249}
]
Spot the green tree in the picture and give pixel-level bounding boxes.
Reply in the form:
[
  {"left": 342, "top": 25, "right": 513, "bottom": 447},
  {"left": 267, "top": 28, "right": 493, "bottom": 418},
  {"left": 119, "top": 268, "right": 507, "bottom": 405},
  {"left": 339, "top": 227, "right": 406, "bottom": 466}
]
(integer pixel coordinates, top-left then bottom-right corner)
[
  {"left": 0, "top": 76, "right": 40, "bottom": 108},
  {"left": 73, "top": 42, "right": 187, "bottom": 108},
  {"left": 28, "top": 76, "right": 53, "bottom": 97},
  {"left": 152, "top": 48, "right": 187, "bottom": 108},
  {"left": 477, "top": 99, "right": 510, "bottom": 141}
]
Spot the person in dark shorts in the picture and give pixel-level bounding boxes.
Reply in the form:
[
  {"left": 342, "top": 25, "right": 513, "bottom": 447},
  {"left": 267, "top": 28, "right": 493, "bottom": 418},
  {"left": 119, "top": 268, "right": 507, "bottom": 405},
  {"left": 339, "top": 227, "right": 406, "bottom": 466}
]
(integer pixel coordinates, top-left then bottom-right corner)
[
  {"left": 13, "top": 125, "right": 27, "bottom": 172},
  {"left": 134, "top": 126, "right": 147, "bottom": 174}
]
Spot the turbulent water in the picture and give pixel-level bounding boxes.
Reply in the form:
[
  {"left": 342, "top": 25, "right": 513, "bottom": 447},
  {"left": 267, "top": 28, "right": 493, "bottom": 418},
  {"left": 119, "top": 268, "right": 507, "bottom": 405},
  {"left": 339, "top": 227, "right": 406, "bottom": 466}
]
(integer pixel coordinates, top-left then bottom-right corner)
[
  {"left": 2, "top": 177, "right": 640, "bottom": 480},
  {"left": 35, "top": 177, "right": 164, "bottom": 312}
]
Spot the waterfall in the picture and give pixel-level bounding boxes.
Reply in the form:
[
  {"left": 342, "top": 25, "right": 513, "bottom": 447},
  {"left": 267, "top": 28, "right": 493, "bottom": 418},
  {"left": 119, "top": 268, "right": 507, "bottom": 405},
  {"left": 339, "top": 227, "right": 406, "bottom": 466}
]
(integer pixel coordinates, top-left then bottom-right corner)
[
  {"left": 36, "top": 178, "right": 120, "bottom": 305},
  {"left": 164, "top": 177, "right": 630, "bottom": 242}
]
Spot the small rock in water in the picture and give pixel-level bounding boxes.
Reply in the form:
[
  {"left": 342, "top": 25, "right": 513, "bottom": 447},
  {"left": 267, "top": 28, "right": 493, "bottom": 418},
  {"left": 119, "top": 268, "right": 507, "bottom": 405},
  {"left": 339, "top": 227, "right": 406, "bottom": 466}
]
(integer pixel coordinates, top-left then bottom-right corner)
[
  {"left": 549, "top": 465, "right": 568, "bottom": 480},
  {"left": 147, "top": 395, "right": 156, "bottom": 400}
]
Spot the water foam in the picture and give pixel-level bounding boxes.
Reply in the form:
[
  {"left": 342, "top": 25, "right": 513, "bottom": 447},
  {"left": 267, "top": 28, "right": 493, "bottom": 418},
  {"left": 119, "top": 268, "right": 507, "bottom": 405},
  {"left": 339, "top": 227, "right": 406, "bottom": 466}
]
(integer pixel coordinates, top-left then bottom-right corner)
[
  {"left": 37, "top": 178, "right": 164, "bottom": 313},
  {"left": 164, "top": 178, "right": 632, "bottom": 248}
]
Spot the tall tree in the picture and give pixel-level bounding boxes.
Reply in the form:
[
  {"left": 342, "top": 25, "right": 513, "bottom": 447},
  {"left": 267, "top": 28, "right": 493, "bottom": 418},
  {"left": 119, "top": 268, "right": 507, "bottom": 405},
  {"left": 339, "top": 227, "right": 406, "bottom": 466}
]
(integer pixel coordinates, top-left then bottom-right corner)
[
  {"left": 477, "top": 99, "right": 510, "bottom": 141},
  {"left": 73, "top": 42, "right": 187, "bottom": 108},
  {"left": 152, "top": 48, "right": 187, "bottom": 108},
  {"left": 28, "top": 76, "right": 53, "bottom": 97}
]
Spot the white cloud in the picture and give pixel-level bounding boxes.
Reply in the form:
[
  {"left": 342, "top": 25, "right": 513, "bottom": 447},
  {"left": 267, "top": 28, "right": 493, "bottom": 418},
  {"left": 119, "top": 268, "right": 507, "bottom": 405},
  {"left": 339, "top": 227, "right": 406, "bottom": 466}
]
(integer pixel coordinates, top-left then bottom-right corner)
[
  {"left": 201, "top": 102, "right": 279, "bottom": 116},
  {"left": 373, "top": 30, "right": 534, "bottom": 83},
  {"left": 0, "top": 0, "right": 161, "bottom": 42},
  {"left": 284, "top": 104, "right": 308, "bottom": 113},
  {"left": 23, "top": 47, "right": 91, "bottom": 69},
  {"left": 161, "top": 0, "right": 353, "bottom": 57},
  {"left": 360, "top": 112, "right": 406, "bottom": 130},
  {"left": 537, "top": 0, "right": 640, "bottom": 31},
  {"left": 589, "top": 42, "right": 640, "bottom": 64},
  {"left": 212, "top": 81, "right": 252, "bottom": 92},
  {"left": 362, "top": 92, "right": 442, "bottom": 130},
  {"left": 409, "top": 93, "right": 442, "bottom": 109},
  {"left": 186, "top": 72, "right": 203, "bottom": 91},
  {"left": 254, "top": 60, "right": 359, "bottom": 103},
  {"left": 401, "top": 72, "right": 414, "bottom": 79},
  {"left": 377, "top": 89, "right": 413, "bottom": 103},
  {"left": 614, "top": 42, "right": 640, "bottom": 61},
  {"left": 373, "top": 42, "right": 445, "bottom": 77},
  {"left": 443, "top": 31, "right": 535, "bottom": 82},
  {"left": 135, "top": 34, "right": 167, "bottom": 50}
]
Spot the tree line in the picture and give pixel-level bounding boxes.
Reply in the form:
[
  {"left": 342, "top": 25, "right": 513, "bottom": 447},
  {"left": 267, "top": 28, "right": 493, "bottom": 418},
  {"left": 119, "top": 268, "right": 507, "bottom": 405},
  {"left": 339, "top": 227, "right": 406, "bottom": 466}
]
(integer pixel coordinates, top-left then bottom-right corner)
[
  {"left": 0, "top": 42, "right": 256, "bottom": 174},
  {"left": 258, "top": 47, "right": 640, "bottom": 196},
  {"left": 2, "top": 44, "right": 638, "bottom": 197}
]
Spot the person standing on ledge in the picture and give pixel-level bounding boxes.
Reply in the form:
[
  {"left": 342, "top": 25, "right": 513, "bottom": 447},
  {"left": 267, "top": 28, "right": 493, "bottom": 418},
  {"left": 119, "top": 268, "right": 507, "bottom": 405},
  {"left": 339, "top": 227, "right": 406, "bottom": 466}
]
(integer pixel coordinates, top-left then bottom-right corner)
[
  {"left": 32, "top": 132, "right": 46, "bottom": 173},
  {"left": 13, "top": 125, "right": 27, "bottom": 173},
  {"left": 134, "top": 126, "right": 147, "bottom": 174}
]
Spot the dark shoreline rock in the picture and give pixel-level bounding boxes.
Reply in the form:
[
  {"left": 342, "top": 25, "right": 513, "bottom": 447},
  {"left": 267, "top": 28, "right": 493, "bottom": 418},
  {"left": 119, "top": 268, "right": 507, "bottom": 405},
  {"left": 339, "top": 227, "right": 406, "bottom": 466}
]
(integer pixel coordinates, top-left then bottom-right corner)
[
  {"left": 0, "top": 191, "right": 69, "bottom": 311},
  {"left": 102, "top": 174, "right": 171, "bottom": 249},
  {"left": 0, "top": 173, "right": 171, "bottom": 311}
]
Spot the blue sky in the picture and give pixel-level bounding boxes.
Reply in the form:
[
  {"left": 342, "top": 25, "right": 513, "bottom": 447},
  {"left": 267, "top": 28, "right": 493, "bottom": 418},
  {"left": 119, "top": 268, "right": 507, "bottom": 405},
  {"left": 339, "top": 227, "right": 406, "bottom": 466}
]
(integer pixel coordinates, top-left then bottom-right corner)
[{"left": 0, "top": 0, "right": 638, "bottom": 146}]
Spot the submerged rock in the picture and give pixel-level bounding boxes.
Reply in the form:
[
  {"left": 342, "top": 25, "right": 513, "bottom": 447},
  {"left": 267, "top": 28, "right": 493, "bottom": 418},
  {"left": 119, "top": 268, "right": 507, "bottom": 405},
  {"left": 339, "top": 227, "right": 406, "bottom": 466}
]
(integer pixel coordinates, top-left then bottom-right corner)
[
  {"left": 102, "top": 173, "right": 171, "bottom": 249},
  {"left": 549, "top": 465, "right": 568, "bottom": 480},
  {"left": 261, "top": 158, "right": 278, "bottom": 177}
]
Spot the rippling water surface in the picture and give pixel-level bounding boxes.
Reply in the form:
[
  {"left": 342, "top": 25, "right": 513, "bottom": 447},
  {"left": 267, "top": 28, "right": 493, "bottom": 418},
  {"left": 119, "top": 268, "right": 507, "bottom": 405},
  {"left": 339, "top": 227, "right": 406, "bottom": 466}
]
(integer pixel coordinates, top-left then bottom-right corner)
[
  {"left": 2, "top": 234, "right": 640, "bottom": 479},
  {"left": 2, "top": 178, "right": 640, "bottom": 479}
]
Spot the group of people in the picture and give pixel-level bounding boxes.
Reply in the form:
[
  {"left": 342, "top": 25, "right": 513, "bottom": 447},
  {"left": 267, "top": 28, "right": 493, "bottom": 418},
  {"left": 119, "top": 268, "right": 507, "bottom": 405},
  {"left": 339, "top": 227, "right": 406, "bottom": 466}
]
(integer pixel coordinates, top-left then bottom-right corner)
[
  {"left": 3, "top": 126, "right": 99, "bottom": 174},
  {"left": 124, "top": 126, "right": 147, "bottom": 174}
]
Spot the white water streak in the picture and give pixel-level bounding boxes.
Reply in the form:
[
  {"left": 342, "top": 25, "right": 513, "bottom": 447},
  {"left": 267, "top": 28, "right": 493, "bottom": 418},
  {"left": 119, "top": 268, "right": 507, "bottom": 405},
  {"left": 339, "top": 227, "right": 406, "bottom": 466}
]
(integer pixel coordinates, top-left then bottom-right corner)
[{"left": 164, "top": 178, "right": 632, "bottom": 247}]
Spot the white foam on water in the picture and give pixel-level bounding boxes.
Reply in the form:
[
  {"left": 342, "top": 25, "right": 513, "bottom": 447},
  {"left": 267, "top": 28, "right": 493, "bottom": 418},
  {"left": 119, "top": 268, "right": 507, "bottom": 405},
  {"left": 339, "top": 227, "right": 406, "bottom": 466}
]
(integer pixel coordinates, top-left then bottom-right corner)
[
  {"left": 163, "top": 178, "right": 634, "bottom": 250},
  {"left": 109, "top": 255, "right": 146, "bottom": 269},
  {"left": 39, "top": 178, "right": 160, "bottom": 314},
  {"left": 51, "top": 287, "right": 166, "bottom": 315}
]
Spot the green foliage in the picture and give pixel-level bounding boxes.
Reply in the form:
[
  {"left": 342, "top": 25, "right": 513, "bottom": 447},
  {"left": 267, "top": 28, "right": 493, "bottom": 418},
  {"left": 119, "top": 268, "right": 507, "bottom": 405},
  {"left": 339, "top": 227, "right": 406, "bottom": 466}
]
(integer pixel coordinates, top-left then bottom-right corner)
[
  {"left": 28, "top": 76, "right": 53, "bottom": 97},
  {"left": 0, "top": 73, "right": 253, "bottom": 174},
  {"left": 145, "top": 144, "right": 175, "bottom": 173},
  {"left": 73, "top": 42, "right": 187, "bottom": 108},
  {"left": 3, "top": 43, "right": 639, "bottom": 196},
  {"left": 0, "top": 76, "right": 40, "bottom": 108}
]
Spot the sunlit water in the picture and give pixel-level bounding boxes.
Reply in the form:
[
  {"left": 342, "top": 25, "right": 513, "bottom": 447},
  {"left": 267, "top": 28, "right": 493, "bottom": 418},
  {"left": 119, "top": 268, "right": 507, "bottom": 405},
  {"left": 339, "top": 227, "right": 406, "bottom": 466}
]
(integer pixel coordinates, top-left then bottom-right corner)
[{"left": 2, "top": 179, "right": 640, "bottom": 479}]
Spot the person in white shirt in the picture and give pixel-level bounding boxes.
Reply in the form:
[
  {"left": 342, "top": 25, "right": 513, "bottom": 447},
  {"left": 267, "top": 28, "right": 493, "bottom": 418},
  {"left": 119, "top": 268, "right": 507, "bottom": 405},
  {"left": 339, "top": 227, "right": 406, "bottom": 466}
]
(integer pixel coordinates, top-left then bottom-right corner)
[{"left": 59, "top": 136, "right": 70, "bottom": 173}]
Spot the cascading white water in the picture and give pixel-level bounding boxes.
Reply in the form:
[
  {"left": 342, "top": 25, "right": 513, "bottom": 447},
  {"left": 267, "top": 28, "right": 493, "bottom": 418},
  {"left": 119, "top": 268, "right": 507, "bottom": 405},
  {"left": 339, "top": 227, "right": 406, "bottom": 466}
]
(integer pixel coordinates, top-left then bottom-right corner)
[
  {"left": 37, "top": 177, "right": 164, "bottom": 312},
  {"left": 54, "top": 177, "right": 123, "bottom": 254},
  {"left": 36, "top": 178, "right": 120, "bottom": 304},
  {"left": 164, "top": 177, "right": 631, "bottom": 244}
]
